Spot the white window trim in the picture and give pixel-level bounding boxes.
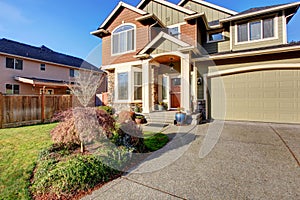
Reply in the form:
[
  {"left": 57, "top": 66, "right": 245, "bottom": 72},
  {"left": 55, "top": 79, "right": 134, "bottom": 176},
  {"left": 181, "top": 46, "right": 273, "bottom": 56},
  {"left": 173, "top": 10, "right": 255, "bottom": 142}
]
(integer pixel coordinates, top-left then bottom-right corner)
[
  {"left": 235, "top": 15, "right": 278, "bottom": 45},
  {"left": 131, "top": 67, "right": 143, "bottom": 103},
  {"left": 111, "top": 23, "right": 136, "bottom": 56},
  {"left": 167, "top": 24, "right": 181, "bottom": 39},
  {"left": 207, "top": 30, "right": 225, "bottom": 43},
  {"left": 115, "top": 68, "right": 130, "bottom": 103}
]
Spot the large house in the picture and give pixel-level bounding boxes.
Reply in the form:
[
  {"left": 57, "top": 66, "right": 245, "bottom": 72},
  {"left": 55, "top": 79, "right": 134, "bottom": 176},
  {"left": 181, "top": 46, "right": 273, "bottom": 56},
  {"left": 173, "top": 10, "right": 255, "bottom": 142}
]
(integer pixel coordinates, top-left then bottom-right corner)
[
  {"left": 0, "top": 38, "right": 104, "bottom": 97},
  {"left": 92, "top": 0, "right": 300, "bottom": 124}
]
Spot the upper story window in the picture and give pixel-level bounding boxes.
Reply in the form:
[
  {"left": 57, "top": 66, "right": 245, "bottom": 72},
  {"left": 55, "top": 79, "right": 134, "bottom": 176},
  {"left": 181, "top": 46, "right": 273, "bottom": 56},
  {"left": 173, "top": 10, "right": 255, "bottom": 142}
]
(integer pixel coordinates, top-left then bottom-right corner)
[
  {"left": 168, "top": 26, "right": 180, "bottom": 39},
  {"left": 69, "top": 69, "right": 79, "bottom": 77},
  {"left": 207, "top": 31, "right": 224, "bottom": 43},
  {"left": 237, "top": 17, "right": 275, "bottom": 43},
  {"left": 6, "top": 57, "right": 23, "bottom": 70},
  {"left": 112, "top": 24, "right": 135, "bottom": 55},
  {"left": 40, "top": 64, "right": 46, "bottom": 71}
]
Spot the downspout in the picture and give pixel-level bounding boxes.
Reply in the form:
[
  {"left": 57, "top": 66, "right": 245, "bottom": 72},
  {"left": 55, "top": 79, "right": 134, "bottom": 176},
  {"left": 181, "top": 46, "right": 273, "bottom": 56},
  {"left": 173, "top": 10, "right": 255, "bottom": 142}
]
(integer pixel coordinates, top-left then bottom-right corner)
[
  {"left": 149, "top": 21, "right": 159, "bottom": 41},
  {"left": 284, "top": 12, "right": 296, "bottom": 44}
]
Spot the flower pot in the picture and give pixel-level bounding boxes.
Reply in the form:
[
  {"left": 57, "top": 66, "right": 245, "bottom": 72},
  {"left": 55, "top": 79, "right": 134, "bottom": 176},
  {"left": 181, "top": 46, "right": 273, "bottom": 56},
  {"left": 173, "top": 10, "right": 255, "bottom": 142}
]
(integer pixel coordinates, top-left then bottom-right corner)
[
  {"left": 175, "top": 112, "right": 186, "bottom": 125},
  {"left": 135, "top": 118, "right": 142, "bottom": 124},
  {"left": 158, "top": 105, "right": 164, "bottom": 111}
]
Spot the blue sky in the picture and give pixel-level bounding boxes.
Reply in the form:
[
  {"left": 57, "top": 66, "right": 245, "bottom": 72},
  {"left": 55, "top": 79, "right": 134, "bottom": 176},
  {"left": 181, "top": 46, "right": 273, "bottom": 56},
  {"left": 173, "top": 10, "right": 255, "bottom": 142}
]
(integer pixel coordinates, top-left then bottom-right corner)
[{"left": 1, "top": 0, "right": 300, "bottom": 67}]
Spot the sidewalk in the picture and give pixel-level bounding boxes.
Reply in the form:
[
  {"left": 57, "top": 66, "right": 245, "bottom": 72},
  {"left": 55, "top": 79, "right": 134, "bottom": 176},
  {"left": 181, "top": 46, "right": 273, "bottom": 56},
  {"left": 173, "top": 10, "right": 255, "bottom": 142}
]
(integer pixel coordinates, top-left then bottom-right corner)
[{"left": 82, "top": 122, "right": 300, "bottom": 200}]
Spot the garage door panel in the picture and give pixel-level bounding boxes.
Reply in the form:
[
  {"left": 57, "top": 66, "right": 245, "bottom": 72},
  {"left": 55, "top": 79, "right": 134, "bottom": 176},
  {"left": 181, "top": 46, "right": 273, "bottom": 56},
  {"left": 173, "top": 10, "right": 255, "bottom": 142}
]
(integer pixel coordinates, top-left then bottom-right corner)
[{"left": 211, "top": 69, "right": 300, "bottom": 123}]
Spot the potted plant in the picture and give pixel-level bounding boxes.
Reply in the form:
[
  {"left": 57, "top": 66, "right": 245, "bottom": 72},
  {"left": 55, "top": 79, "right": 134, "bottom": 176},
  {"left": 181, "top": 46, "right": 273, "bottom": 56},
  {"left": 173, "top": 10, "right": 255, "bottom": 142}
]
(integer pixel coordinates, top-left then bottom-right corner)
[
  {"left": 135, "top": 115, "right": 144, "bottom": 124},
  {"left": 158, "top": 102, "right": 165, "bottom": 111},
  {"left": 175, "top": 107, "right": 186, "bottom": 125},
  {"left": 134, "top": 104, "right": 141, "bottom": 113}
]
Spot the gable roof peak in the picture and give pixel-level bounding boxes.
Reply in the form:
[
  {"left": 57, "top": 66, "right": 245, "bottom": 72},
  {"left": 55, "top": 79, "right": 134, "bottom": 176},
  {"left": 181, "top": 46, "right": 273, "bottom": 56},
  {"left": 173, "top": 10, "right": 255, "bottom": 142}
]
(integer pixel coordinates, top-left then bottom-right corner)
[
  {"left": 137, "top": 0, "right": 196, "bottom": 15},
  {"left": 98, "top": 1, "right": 147, "bottom": 30},
  {"left": 178, "top": 0, "right": 238, "bottom": 15}
]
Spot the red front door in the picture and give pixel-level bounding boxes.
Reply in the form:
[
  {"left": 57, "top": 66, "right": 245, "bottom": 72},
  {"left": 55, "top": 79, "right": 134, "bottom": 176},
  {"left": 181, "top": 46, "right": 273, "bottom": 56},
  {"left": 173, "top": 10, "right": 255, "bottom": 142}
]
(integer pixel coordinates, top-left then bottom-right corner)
[{"left": 170, "top": 77, "right": 181, "bottom": 108}]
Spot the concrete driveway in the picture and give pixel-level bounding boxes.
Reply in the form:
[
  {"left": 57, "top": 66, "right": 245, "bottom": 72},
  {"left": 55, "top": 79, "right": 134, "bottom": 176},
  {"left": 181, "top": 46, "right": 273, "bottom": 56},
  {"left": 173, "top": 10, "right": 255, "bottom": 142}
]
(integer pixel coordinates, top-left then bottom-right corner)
[{"left": 83, "top": 121, "right": 300, "bottom": 200}]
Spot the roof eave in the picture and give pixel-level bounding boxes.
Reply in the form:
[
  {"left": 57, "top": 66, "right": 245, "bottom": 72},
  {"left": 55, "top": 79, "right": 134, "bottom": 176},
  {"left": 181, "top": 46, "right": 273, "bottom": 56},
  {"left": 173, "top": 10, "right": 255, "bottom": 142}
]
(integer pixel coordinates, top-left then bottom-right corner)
[{"left": 221, "top": 2, "right": 300, "bottom": 23}]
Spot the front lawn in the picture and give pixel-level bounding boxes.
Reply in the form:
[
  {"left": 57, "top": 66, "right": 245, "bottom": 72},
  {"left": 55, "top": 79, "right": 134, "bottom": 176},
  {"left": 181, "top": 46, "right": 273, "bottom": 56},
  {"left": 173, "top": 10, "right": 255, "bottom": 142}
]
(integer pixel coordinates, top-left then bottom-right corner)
[
  {"left": 0, "top": 123, "right": 56, "bottom": 200},
  {"left": 144, "top": 132, "right": 169, "bottom": 152}
]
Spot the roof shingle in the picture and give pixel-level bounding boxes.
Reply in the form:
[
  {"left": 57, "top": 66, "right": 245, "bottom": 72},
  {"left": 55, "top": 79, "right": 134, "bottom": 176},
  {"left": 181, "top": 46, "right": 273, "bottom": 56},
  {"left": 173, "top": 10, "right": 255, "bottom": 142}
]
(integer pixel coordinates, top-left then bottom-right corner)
[{"left": 0, "top": 38, "right": 101, "bottom": 72}]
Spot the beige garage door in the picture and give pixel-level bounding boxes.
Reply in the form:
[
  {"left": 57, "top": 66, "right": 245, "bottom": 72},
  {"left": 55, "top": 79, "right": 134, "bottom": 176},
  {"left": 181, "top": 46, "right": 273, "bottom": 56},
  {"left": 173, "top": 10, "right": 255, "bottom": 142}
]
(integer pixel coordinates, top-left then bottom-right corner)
[{"left": 210, "top": 70, "right": 300, "bottom": 123}]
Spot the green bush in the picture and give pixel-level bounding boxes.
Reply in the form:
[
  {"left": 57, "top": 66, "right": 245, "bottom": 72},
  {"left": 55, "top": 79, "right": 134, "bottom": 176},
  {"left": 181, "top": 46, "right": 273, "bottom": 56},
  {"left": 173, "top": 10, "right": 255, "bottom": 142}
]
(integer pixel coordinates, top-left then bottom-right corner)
[
  {"left": 97, "top": 106, "right": 113, "bottom": 115},
  {"left": 31, "top": 145, "right": 119, "bottom": 196}
]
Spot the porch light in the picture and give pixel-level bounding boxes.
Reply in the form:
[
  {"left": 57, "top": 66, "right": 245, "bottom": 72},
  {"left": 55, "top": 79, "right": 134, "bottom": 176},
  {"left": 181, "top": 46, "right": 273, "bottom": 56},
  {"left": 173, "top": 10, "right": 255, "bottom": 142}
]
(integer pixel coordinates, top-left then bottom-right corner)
[{"left": 169, "top": 58, "right": 175, "bottom": 71}]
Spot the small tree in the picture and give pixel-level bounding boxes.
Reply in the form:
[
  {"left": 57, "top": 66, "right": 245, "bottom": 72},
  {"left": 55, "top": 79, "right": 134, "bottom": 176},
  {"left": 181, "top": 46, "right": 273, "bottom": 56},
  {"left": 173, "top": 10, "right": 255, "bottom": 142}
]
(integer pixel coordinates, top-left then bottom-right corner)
[
  {"left": 69, "top": 70, "right": 104, "bottom": 107},
  {"left": 67, "top": 69, "right": 106, "bottom": 152}
]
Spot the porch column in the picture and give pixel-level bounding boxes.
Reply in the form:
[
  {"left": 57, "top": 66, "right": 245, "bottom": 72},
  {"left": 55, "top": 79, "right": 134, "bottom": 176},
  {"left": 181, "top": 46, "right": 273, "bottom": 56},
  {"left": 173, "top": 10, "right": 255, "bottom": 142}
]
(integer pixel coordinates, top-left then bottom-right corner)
[
  {"left": 192, "top": 64, "right": 198, "bottom": 112},
  {"left": 181, "top": 53, "right": 191, "bottom": 113},
  {"left": 142, "top": 60, "right": 151, "bottom": 113}
]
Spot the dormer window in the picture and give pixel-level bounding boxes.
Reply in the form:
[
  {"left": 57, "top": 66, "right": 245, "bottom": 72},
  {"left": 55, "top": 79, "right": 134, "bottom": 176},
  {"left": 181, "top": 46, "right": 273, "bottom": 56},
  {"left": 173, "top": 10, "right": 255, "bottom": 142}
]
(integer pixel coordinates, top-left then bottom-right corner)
[
  {"left": 112, "top": 24, "right": 135, "bottom": 55},
  {"left": 237, "top": 17, "right": 275, "bottom": 43}
]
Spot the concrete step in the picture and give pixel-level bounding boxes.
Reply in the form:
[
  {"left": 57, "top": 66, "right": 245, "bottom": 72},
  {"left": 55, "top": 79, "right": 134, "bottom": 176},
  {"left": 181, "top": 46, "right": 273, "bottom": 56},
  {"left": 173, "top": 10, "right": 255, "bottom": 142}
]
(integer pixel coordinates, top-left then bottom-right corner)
[{"left": 143, "top": 111, "right": 176, "bottom": 124}]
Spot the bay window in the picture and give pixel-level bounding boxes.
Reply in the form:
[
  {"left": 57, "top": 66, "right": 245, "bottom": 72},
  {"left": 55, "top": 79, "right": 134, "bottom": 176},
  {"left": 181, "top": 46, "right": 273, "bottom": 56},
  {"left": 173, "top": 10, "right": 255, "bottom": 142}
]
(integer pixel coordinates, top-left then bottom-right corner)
[
  {"left": 117, "top": 72, "right": 128, "bottom": 100},
  {"left": 237, "top": 17, "right": 275, "bottom": 43},
  {"left": 134, "top": 72, "right": 142, "bottom": 100}
]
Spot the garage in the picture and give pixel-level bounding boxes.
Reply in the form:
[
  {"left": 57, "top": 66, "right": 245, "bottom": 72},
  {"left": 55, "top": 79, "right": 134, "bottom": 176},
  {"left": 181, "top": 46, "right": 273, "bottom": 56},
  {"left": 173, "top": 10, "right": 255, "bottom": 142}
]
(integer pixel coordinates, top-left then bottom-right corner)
[{"left": 209, "top": 68, "right": 300, "bottom": 124}]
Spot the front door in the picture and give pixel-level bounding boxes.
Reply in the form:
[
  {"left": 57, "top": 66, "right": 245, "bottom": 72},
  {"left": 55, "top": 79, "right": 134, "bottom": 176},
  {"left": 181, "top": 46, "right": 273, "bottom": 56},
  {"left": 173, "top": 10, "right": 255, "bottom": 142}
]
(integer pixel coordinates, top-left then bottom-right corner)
[{"left": 170, "top": 77, "right": 181, "bottom": 108}]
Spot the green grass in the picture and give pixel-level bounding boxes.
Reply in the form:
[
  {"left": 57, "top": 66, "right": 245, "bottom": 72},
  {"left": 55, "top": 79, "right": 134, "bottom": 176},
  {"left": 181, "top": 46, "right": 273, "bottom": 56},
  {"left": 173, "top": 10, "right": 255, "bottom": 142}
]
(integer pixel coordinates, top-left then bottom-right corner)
[
  {"left": 0, "top": 123, "right": 56, "bottom": 200},
  {"left": 144, "top": 132, "right": 169, "bottom": 152}
]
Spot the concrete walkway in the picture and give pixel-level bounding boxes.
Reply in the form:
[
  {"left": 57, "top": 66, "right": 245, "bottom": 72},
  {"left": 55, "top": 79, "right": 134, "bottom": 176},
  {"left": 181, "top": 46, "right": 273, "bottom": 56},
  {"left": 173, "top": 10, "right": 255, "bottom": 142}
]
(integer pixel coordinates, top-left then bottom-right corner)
[{"left": 82, "top": 121, "right": 300, "bottom": 200}]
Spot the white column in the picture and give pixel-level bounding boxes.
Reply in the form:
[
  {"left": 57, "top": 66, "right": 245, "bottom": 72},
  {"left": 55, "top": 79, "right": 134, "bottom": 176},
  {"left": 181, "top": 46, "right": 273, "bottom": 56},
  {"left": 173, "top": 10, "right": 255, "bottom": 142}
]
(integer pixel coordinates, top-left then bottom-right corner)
[
  {"left": 192, "top": 64, "right": 198, "bottom": 112},
  {"left": 203, "top": 74, "right": 208, "bottom": 119},
  {"left": 142, "top": 60, "right": 151, "bottom": 113},
  {"left": 181, "top": 53, "right": 191, "bottom": 113}
]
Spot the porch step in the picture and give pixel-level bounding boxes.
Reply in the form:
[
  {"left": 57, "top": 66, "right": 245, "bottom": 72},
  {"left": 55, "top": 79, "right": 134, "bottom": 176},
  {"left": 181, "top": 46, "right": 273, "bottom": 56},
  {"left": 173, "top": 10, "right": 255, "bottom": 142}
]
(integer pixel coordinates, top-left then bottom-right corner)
[{"left": 143, "top": 111, "right": 176, "bottom": 124}]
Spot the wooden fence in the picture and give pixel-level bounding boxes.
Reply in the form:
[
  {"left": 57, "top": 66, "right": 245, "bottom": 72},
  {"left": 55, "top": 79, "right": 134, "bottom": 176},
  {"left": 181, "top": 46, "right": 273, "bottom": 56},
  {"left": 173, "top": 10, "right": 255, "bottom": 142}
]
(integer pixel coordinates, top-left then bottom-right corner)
[{"left": 0, "top": 94, "right": 72, "bottom": 128}]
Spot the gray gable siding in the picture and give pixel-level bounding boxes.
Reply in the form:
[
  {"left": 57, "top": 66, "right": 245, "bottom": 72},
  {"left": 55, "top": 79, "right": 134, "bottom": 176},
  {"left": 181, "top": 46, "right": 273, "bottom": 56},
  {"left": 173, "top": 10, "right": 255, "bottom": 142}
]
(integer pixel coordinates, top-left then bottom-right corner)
[
  {"left": 187, "top": 1, "right": 232, "bottom": 22},
  {"left": 149, "top": 39, "right": 182, "bottom": 55},
  {"left": 143, "top": 1, "right": 186, "bottom": 26},
  {"left": 202, "top": 28, "right": 231, "bottom": 54}
]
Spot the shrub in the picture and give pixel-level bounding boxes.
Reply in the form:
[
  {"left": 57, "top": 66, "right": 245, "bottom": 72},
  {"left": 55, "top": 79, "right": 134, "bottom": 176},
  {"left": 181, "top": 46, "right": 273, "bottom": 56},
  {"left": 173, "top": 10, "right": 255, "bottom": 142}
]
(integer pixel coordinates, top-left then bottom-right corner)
[
  {"left": 51, "top": 108, "right": 116, "bottom": 146},
  {"left": 116, "top": 120, "right": 145, "bottom": 153},
  {"left": 97, "top": 106, "right": 113, "bottom": 115},
  {"left": 117, "top": 110, "right": 135, "bottom": 123},
  {"left": 31, "top": 152, "right": 119, "bottom": 196}
]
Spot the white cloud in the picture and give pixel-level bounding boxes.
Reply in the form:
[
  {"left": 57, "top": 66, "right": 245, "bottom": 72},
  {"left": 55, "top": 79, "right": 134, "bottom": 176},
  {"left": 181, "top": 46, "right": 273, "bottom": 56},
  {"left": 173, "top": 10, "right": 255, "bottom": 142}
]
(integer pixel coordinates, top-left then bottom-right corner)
[{"left": 0, "top": 1, "right": 31, "bottom": 24}]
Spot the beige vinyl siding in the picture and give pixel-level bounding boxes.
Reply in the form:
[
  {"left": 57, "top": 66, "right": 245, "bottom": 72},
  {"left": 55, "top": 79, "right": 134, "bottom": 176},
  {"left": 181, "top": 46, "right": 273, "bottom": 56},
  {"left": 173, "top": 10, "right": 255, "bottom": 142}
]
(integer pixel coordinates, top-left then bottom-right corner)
[
  {"left": 210, "top": 69, "right": 300, "bottom": 123},
  {"left": 151, "top": 40, "right": 182, "bottom": 54},
  {"left": 143, "top": 1, "right": 186, "bottom": 26},
  {"left": 202, "top": 29, "right": 231, "bottom": 54},
  {"left": 232, "top": 14, "right": 284, "bottom": 51},
  {"left": 187, "top": 1, "right": 232, "bottom": 22},
  {"left": 213, "top": 57, "right": 300, "bottom": 71}
]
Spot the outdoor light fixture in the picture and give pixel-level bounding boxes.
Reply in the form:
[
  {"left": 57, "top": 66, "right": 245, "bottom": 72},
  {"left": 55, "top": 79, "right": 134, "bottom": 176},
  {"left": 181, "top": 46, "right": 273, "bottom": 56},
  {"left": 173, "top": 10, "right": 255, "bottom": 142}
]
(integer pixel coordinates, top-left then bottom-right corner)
[
  {"left": 169, "top": 57, "right": 175, "bottom": 71},
  {"left": 197, "top": 77, "right": 203, "bottom": 85}
]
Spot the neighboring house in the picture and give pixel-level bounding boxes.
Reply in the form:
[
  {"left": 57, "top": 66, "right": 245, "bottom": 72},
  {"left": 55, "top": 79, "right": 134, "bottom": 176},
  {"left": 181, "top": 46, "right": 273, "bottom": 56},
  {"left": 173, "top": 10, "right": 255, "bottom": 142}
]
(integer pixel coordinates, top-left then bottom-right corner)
[
  {"left": 0, "top": 38, "right": 105, "bottom": 100},
  {"left": 92, "top": 0, "right": 300, "bottom": 124}
]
